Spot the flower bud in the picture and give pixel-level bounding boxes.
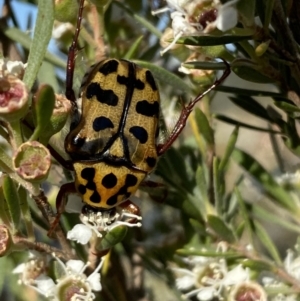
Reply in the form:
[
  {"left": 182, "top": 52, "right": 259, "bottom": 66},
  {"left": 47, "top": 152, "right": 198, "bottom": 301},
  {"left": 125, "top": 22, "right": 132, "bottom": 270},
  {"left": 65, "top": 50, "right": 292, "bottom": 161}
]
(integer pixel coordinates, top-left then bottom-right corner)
[
  {"left": 0, "top": 225, "right": 13, "bottom": 256},
  {"left": 255, "top": 40, "right": 270, "bottom": 57},
  {"left": 13, "top": 141, "right": 51, "bottom": 183},
  {"left": 229, "top": 282, "right": 267, "bottom": 301},
  {"left": 0, "top": 75, "right": 29, "bottom": 122},
  {"left": 54, "top": 0, "right": 79, "bottom": 22}
]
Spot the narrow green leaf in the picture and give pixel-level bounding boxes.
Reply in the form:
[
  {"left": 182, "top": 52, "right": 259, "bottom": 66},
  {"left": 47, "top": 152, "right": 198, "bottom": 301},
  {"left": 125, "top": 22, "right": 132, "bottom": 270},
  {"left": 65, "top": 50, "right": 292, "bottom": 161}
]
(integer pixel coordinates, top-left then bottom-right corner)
[
  {"left": 232, "top": 66, "right": 275, "bottom": 83},
  {"left": 2, "top": 176, "right": 21, "bottom": 233},
  {"left": 18, "top": 187, "right": 34, "bottom": 240},
  {"left": 98, "top": 226, "right": 128, "bottom": 250},
  {"left": 113, "top": 1, "right": 162, "bottom": 38},
  {"left": 253, "top": 206, "right": 300, "bottom": 235},
  {"left": 3, "top": 27, "right": 65, "bottom": 69},
  {"left": 215, "top": 85, "right": 284, "bottom": 98},
  {"left": 237, "top": 0, "right": 256, "bottom": 26},
  {"left": 234, "top": 188, "right": 254, "bottom": 243},
  {"left": 215, "top": 115, "right": 281, "bottom": 134},
  {"left": 264, "top": 0, "right": 275, "bottom": 32},
  {"left": 31, "top": 85, "right": 55, "bottom": 142},
  {"left": 133, "top": 60, "right": 191, "bottom": 93},
  {"left": 123, "top": 35, "right": 144, "bottom": 60},
  {"left": 232, "top": 149, "right": 297, "bottom": 212},
  {"left": 207, "top": 215, "right": 236, "bottom": 243},
  {"left": 254, "top": 221, "right": 282, "bottom": 264},
  {"left": 213, "top": 157, "right": 222, "bottom": 214},
  {"left": 274, "top": 101, "right": 300, "bottom": 114},
  {"left": 229, "top": 96, "right": 273, "bottom": 122},
  {"left": 194, "top": 108, "right": 214, "bottom": 145},
  {"left": 243, "top": 259, "right": 273, "bottom": 271},
  {"left": 176, "top": 29, "right": 254, "bottom": 46},
  {"left": 182, "top": 61, "right": 229, "bottom": 71},
  {"left": 195, "top": 165, "right": 208, "bottom": 203},
  {"left": 23, "top": 0, "right": 54, "bottom": 90},
  {"left": 219, "top": 127, "right": 239, "bottom": 172},
  {"left": 176, "top": 248, "right": 240, "bottom": 258}
]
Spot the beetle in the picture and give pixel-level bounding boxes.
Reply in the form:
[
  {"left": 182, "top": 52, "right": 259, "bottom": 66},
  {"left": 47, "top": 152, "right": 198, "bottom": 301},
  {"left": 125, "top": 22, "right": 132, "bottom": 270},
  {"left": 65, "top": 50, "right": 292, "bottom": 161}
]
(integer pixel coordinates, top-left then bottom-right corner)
[{"left": 50, "top": 0, "right": 230, "bottom": 234}]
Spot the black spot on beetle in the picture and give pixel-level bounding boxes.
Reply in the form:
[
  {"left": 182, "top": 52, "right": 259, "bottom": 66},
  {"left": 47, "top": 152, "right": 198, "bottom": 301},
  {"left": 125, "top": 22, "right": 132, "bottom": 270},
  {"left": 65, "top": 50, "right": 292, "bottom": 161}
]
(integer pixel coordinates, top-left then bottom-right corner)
[
  {"left": 85, "top": 181, "right": 96, "bottom": 191},
  {"left": 136, "top": 100, "right": 159, "bottom": 117},
  {"left": 117, "top": 75, "right": 145, "bottom": 90},
  {"left": 129, "top": 126, "right": 148, "bottom": 144},
  {"left": 145, "top": 70, "right": 157, "bottom": 91},
  {"left": 102, "top": 173, "right": 118, "bottom": 189},
  {"left": 81, "top": 168, "right": 95, "bottom": 181},
  {"left": 105, "top": 174, "right": 138, "bottom": 207},
  {"left": 99, "top": 60, "right": 119, "bottom": 75},
  {"left": 106, "top": 194, "right": 118, "bottom": 206},
  {"left": 90, "top": 191, "right": 101, "bottom": 203},
  {"left": 86, "top": 82, "right": 118, "bottom": 106},
  {"left": 78, "top": 184, "right": 86, "bottom": 195},
  {"left": 93, "top": 116, "right": 114, "bottom": 132},
  {"left": 146, "top": 157, "right": 157, "bottom": 168},
  {"left": 125, "top": 174, "right": 138, "bottom": 187}
]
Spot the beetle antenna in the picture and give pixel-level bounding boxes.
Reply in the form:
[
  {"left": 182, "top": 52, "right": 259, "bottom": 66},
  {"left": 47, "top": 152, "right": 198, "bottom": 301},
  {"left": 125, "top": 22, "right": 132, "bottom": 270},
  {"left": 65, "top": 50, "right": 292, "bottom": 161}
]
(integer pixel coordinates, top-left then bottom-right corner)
[{"left": 65, "top": 0, "right": 85, "bottom": 104}]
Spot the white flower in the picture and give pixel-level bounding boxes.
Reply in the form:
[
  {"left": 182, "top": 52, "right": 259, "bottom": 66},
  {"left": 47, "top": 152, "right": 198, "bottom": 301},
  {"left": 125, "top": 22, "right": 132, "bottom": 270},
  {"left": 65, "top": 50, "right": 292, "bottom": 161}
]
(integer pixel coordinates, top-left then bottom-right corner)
[
  {"left": 215, "top": 0, "right": 239, "bottom": 31},
  {"left": 67, "top": 207, "right": 142, "bottom": 244},
  {"left": 13, "top": 251, "right": 48, "bottom": 285},
  {"left": 0, "top": 58, "right": 27, "bottom": 78},
  {"left": 284, "top": 249, "right": 300, "bottom": 279},
  {"left": 14, "top": 252, "right": 105, "bottom": 301},
  {"left": 52, "top": 22, "right": 73, "bottom": 39},
  {"left": 153, "top": 0, "right": 239, "bottom": 55},
  {"left": 173, "top": 255, "right": 249, "bottom": 300},
  {"left": 67, "top": 224, "right": 93, "bottom": 244}
]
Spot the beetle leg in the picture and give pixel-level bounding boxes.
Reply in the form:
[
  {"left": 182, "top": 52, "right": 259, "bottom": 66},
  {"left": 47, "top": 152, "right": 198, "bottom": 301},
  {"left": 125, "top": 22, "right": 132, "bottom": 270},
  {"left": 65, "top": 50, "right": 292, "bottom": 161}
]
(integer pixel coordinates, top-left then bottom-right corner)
[
  {"left": 119, "top": 200, "right": 141, "bottom": 224},
  {"left": 48, "top": 182, "right": 77, "bottom": 237},
  {"left": 157, "top": 60, "right": 231, "bottom": 156},
  {"left": 65, "top": 0, "right": 85, "bottom": 104}
]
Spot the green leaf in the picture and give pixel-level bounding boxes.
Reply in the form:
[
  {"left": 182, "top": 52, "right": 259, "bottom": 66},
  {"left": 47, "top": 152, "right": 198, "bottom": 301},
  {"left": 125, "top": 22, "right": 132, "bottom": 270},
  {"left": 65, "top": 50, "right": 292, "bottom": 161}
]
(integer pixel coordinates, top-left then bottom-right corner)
[
  {"left": 194, "top": 108, "right": 214, "bottom": 145},
  {"left": 123, "top": 35, "right": 144, "bottom": 60},
  {"left": 113, "top": 1, "right": 162, "bottom": 38},
  {"left": 234, "top": 188, "right": 255, "bottom": 243},
  {"left": 195, "top": 165, "right": 208, "bottom": 204},
  {"left": 176, "top": 29, "right": 254, "bottom": 46},
  {"left": 207, "top": 215, "right": 236, "bottom": 243},
  {"left": 133, "top": 60, "right": 191, "bottom": 93},
  {"left": 215, "top": 85, "right": 284, "bottom": 98},
  {"left": 232, "top": 149, "right": 298, "bottom": 212},
  {"left": 213, "top": 157, "right": 222, "bottom": 213},
  {"left": 242, "top": 259, "right": 273, "bottom": 271},
  {"left": 219, "top": 127, "right": 239, "bottom": 172},
  {"left": 264, "top": 0, "right": 275, "bottom": 32},
  {"left": 176, "top": 248, "right": 240, "bottom": 258},
  {"left": 215, "top": 115, "right": 281, "bottom": 134},
  {"left": 3, "top": 27, "right": 65, "bottom": 69},
  {"left": 2, "top": 176, "right": 21, "bottom": 233},
  {"left": 232, "top": 65, "right": 275, "bottom": 83},
  {"left": 237, "top": 0, "right": 256, "bottom": 26},
  {"left": 274, "top": 101, "right": 300, "bottom": 114},
  {"left": 254, "top": 221, "right": 282, "bottom": 264},
  {"left": 31, "top": 85, "right": 56, "bottom": 142},
  {"left": 23, "top": 0, "right": 55, "bottom": 90},
  {"left": 98, "top": 226, "right": 128, "bottom": 251},
  {"left": 229, "top": 96, "right": 273, "bottom": 122},
  {"left": 182, "top": 61, "right": 229, "bottom": 71}
]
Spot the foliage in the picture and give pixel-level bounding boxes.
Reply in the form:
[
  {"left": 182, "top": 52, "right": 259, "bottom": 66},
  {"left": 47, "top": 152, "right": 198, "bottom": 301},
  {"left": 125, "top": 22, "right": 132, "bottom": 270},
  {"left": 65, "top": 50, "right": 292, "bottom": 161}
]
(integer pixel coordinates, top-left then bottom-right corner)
[{"left": 1, "top": 0, "right": 300, "bottom": 300}]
